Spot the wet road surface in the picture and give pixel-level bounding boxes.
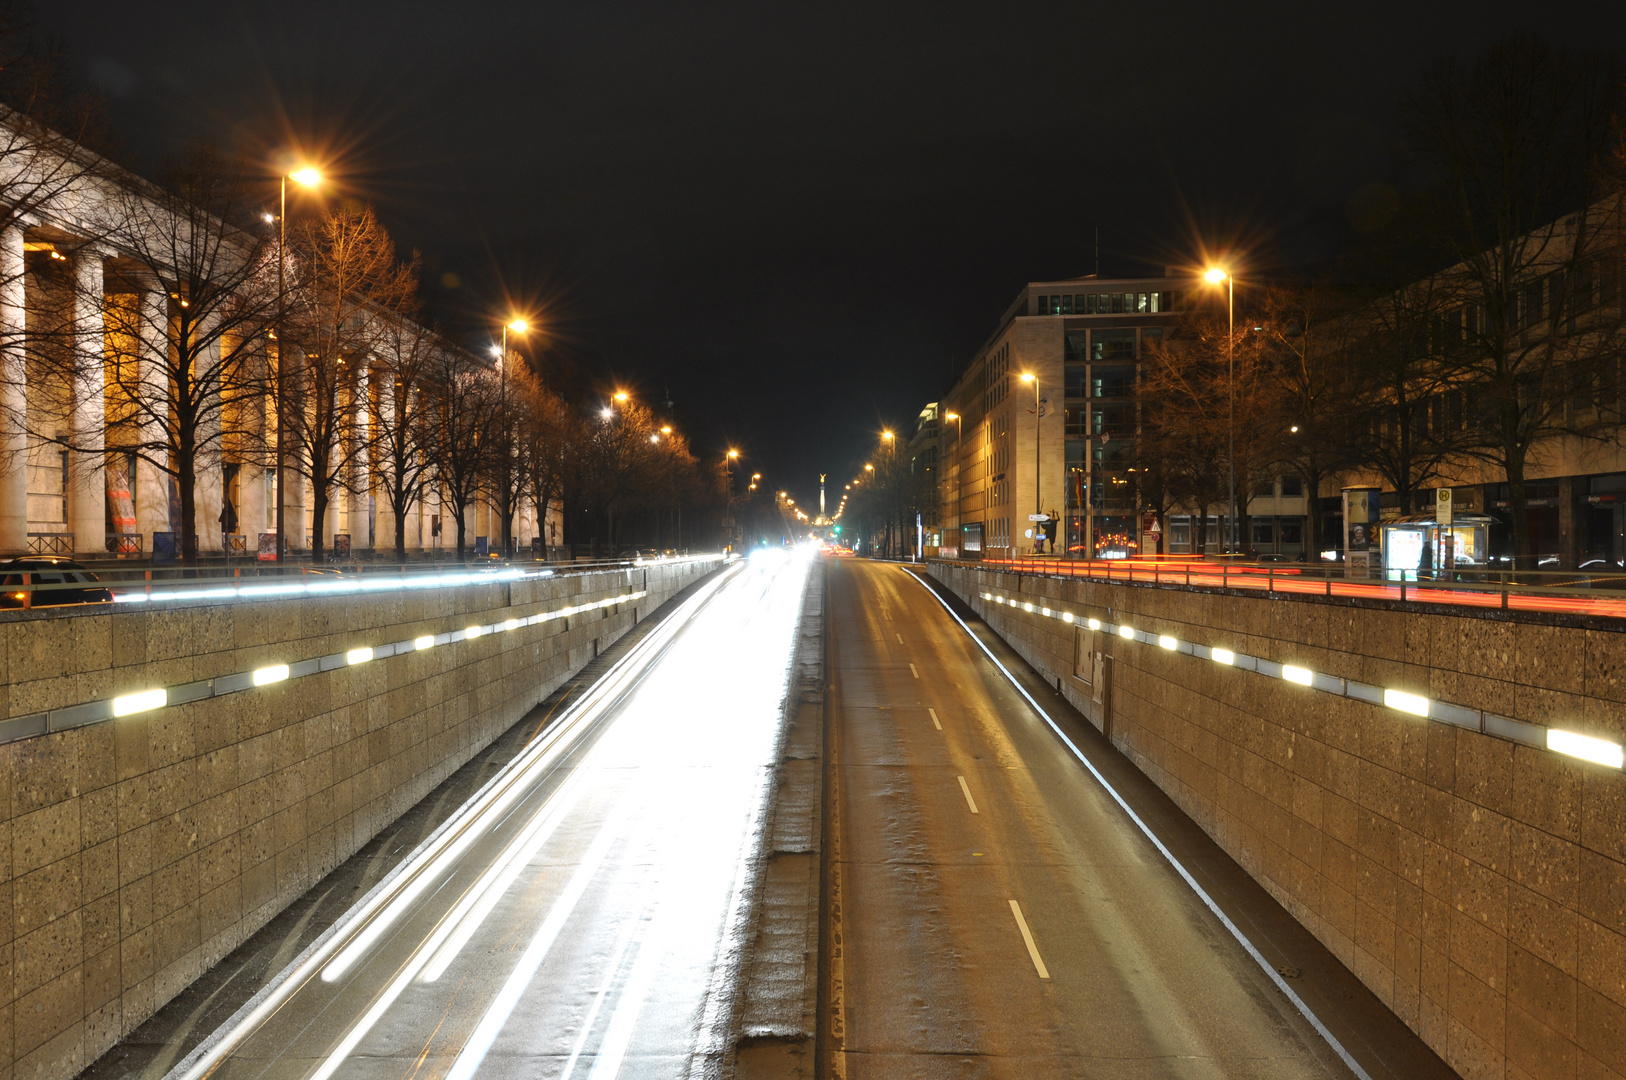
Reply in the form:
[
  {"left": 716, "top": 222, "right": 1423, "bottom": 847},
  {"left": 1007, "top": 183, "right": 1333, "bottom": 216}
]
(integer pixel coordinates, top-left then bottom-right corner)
[
  {"left": 168, "top": 549, "right": 810, "bottom": 1080},
  {"left": 824, "top": 558, "right": 1457, "bottom": 1080}
]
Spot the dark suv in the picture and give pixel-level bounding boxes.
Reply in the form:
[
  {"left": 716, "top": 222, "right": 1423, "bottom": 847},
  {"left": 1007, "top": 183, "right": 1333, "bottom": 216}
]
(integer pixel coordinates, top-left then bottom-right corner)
[{"left": 0, "top": 557, "right": 114, "bottom": 608}]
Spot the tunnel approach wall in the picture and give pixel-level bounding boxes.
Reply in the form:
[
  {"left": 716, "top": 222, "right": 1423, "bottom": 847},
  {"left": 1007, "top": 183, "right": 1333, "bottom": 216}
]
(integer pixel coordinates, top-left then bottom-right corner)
[
  {"left": 0, "top": 557, "right": 720, "bottom": 1080},
  {"left": 927, "top": 560, "right": 1626, "bottom": 1080}
]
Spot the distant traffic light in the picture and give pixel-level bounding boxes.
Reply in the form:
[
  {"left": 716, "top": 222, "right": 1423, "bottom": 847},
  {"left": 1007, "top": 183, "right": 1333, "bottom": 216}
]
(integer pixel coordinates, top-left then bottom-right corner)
[{"left": 833, "top": 526, "right": 842, "bottom": 534}]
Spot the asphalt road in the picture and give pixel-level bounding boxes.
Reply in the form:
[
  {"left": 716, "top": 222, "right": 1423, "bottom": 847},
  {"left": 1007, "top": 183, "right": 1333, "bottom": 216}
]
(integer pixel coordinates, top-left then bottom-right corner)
[
  {"left": 164, "top": 549, "right": 811, "bottom": 1080},
  {"left": 824, "top": 557, "right": 1456, "bottom": 1080}
]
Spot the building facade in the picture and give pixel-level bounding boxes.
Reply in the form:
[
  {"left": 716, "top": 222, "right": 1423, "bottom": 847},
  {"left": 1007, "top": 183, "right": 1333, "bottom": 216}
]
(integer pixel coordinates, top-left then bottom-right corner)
[
  {"left": 939, "top": 274, "right": 1198, "bottom": 558},
  {"left": 0, "top": 118, "right": 559, "bottom": 562}
]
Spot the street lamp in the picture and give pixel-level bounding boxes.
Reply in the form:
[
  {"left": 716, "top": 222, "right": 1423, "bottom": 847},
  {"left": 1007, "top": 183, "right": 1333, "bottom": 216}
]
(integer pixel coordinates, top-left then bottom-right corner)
[
  {"left": 274, "top": 165, "right": 322, "bottom": 563},
  {"left": 1204, "top": 266, "right": 1236, "bottom": 552},
  {"left": 1020, "top": 372, "right": 1042, "bottom": 553},
  {"left": 944, "top": 410, "right": 962, "bottom": 555}
]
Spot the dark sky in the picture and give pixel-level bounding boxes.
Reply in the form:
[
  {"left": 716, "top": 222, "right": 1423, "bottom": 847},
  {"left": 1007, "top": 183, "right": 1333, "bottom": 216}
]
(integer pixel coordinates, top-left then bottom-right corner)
[{"left": 38, "top": 1, "right": 1626, "bottom": 507}]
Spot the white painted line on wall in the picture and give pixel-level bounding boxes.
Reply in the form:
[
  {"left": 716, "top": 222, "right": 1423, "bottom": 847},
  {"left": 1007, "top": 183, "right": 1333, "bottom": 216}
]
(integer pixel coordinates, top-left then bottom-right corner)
[
  {"left": 928, "top": 707, "right": 942, "bottom": 730},
  {"left": 897, "top": 633, "right": 904, "bottom": 644},
  {"left": 1009, "top": 900, "right": 1050, "bottom": 979},
  {"left": 901, "top": 567, "right": 1376, "bottom": 1080},
  {"left": 909, "top": 663, "right": 919, "bottom": 679},
  {"left": 957, "top": 775, "right": 979, "bottom": 814}
]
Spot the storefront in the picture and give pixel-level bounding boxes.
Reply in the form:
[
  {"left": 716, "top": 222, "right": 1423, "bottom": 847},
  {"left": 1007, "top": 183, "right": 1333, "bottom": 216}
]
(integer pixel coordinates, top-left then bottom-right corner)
[{"left": 1378, "top": 513, "right": 1492, "bottom": 579}]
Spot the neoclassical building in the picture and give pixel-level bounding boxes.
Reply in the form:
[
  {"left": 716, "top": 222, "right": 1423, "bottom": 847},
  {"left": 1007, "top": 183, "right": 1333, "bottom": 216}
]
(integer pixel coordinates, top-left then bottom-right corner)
[{"left": 0, "top": 114, "right": 558, "bottom": 562}]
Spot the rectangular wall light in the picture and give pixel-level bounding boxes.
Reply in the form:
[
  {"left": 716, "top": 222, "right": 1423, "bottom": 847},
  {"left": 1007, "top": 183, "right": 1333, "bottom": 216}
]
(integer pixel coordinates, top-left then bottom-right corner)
[
  {"left": 346, "top": 647, "right": 374, "bottom": 665},
  {"left": 1547, "top": 728, "right": 1624, "bottom": 769},
  {"left": 504, "top": 618, "right": 520, "bottom": 631},
  {"left": 1088, "top": 618, "right": 1101, "bottom": 631},
  {"left": 112, "top": 688, "right": 167, "bottom": 716},
  {"left": 465, "top": 625, "right": 483, "bottom": 639},
  {"left": 252, "top": 664, "right": 290, "bottom": 686},
  {"left": 1283, "top": 665, "right": 1314, "bottom": 686},
  {"left": 1118, "top": 625, "right": 1135, "bottom": 639},
  {"left": 1062, "top": 612, "right": 1074, "bottom": 623},
  {"left": 1383, "top": 688, "right": 1430, "bottom": 717},
  {"left": 1158, "top": 635, "right": 1178, "bottom": 650},
  {"left": 414, "top": 635, "right": 435, "bottom": 651},
  {"left": 1211, "top": 648, "right": 1235, "bottom": 665}
]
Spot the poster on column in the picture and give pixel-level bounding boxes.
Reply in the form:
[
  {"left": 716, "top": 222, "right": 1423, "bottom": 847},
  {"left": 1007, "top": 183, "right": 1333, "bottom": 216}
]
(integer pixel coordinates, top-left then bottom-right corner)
[{"left": 105, "top": 456, "right": 135, "bottom": 536}]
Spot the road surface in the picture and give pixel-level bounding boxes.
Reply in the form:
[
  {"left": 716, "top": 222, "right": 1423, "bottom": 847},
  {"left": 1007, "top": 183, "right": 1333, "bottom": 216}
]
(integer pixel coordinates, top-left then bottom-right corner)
[
  {"left": 167, "top": 549, "right": 810, "bottom": 1080},
  {"left": 824, "top": 557, "right": 1455, "bottom": 1080}
]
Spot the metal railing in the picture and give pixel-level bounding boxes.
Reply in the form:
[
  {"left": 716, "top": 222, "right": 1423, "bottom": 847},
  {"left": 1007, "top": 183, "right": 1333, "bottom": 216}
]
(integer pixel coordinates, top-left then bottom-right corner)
[
  {"left": 0, "top": 551, "right": 727, "bottom": 612},
  {"left": 935, "top": 554, "right": 1626, "bottom": 621},
  {"left": 105, "top": 533, "right": 143, "bottom": 557},
  {"left": 26, "top": 532, "right": 73, "bottom": 556}
]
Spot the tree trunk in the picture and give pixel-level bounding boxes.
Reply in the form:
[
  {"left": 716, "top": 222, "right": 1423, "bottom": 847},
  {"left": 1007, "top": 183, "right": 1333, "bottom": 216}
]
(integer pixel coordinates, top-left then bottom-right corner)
[
  {"left": 454, "top": 499, "right": 468, "bottom": 560},
  {"left": 179, "top": 449, "right": 198, "bottom": 565},
  {"left": 392, "top": 487, "right": 408, "bottom": 563},
  {"left": 310, "top": 480, "right": 328, "bottom": 563},
  {"left": 1506, "top": 451, "right": 1533, "bottom": 572}
]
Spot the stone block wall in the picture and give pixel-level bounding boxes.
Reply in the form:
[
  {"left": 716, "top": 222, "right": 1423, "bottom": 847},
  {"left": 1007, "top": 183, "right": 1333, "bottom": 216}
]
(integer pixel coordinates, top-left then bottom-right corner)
[
  {"left": 0, "top": 560, "right": 717, "bottom": 1080},
  {"left": 929, "top": 562, "right": 1626, "bottom": 1080}
]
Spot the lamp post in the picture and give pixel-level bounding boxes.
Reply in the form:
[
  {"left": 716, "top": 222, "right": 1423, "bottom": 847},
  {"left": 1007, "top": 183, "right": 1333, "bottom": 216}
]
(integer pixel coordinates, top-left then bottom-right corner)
[
  {"left": 944, "top": 410, "right": 962, "bottom": 555},
  {"left": 494, "top": 317, "right": 527, "bottom": 556},
  {"left": 1019, "top": 372, "right": 1041, "bottom": 554},
  {"left": 1204, "top": 267, "right": 1235, "bottom": 552},
  {"left": 274, "top": 166, "right": 321, "bottom": 563}
]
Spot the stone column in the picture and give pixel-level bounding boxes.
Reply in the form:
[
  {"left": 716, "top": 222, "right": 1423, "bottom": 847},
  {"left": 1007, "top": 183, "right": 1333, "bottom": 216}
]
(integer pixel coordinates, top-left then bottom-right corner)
[
  {"left": 0, "top": 226, "right": 27, "bottom": 552},
  {"left": 69, "top": 252, "right": 106, "bottom": 555},
  {"left": 238, "top": 462, "right": 266, "bottom": 549},
  {"left": 348, "top": 367, "right": 370, "bottom": 550},
  {"left": 134, "top": 290, "right": 170, "bottom": 545}
]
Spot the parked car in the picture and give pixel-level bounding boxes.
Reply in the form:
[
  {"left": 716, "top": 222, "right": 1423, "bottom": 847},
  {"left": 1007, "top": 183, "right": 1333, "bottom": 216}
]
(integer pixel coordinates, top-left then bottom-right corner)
[{"left": 0, "top": 557, "right": 114, "bottom": 608}]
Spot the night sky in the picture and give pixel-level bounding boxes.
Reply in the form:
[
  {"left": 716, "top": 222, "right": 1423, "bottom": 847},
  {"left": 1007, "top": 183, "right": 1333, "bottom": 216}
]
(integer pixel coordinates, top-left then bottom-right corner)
[{"left": 38, "top": 1, "right": 1626, "bottom": 507}]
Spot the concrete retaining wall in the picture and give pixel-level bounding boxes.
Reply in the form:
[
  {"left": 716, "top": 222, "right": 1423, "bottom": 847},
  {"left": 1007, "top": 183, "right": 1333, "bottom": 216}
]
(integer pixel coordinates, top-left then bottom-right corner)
[
  {"left": 929, "top": 562, "right": 1626, "bottom": 1080},
  {"left": 0, "top": 559, "right": 718, "bottom": 1080}
]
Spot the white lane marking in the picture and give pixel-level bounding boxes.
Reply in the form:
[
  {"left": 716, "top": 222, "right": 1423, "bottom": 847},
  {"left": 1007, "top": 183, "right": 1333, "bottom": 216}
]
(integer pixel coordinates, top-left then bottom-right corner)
[
  {"left": 419, "top": 772, "right": 587, "bottom": 981},
  {"left": 909, "top": 663, "right": 919, "bottom": 679},
  {"left": 902, "top": 568, "right": 1377, "bottom": 1080},
  {"left": 444, "top": 813, "right": 625, "bottom": 1080},
  {"left": 164, "top": 569, "right": 743, "bottom": 1080},
  {"left": 956, "top": 775, "right": 979, "bottom": 814},
  {"left": 897, "top": 632, "right": 904, "bottom": 644},
  {"left": 1009, "top": 900, "right": 1050, "bottom": 979},
  {"left": 928, "top": 707, "right": 942, "bottom": 730}
]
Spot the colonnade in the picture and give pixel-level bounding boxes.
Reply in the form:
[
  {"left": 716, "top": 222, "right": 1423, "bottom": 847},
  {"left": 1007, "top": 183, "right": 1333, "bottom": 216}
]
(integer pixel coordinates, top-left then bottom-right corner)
[{"left": 0, "top": 224, "right": 555, "bottom": 562}]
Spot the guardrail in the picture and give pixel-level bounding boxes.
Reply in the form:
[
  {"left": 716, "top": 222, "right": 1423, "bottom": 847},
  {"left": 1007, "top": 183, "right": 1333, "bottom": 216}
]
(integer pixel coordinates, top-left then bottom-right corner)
[
  {"left": 0, "top": 553, "right": 728, "bottom": 612},
  {"left": 938, "top": 554, "right": 1626, "bottom": 621}
]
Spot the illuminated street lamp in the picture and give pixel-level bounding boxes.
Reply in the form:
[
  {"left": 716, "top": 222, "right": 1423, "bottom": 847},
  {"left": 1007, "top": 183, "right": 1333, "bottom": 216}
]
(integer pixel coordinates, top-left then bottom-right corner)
[
  {"left": 1020, "top": 372, "right": 1042, "bottom": 548},
  {"left": 274, "top": 164, "right": 322, "bottom": 562},
  {"left": 1204, "top": 266, "right": 1236, "bottom": 551},
  {"left": 494, "top": 316, "right": 529, "bottom": 556},
  {"left": 614, "top": 390, "right": 629, "bottom": 403},
  {"left": 944, "top": 410, "right": 963, "bottom": 552}
]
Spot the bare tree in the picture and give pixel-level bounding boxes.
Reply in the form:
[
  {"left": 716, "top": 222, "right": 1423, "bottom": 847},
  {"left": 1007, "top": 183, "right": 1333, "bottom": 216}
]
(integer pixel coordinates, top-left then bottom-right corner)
[
  {"left": 424, "top": 345, "right": 490, "bottom": 559},
  {"left": 515, "top": 366, "right": 575, "bottom": 558},
  {"left": 1256, "top": 284, "right": 1363, "bottom": 553},
  {"left": 371, "top": 317, "right": 439, "bottom": 561},
  {"left": 1140, "top": 321, "right": 1285, "bottom": 553},
  {"left": 1404, "top": 35, "right": 1626, "bottom": 567},
  {"left": 24, "top": 146, "right": 274, "bottom": 562},
  {"left": 280, "top": 204, "right": 417, "bottom": 562}
]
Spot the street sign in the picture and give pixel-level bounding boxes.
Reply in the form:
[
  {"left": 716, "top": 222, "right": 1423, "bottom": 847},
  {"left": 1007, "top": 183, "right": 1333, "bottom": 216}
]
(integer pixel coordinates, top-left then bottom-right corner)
[
  {"left": 1436, "top": 487, "right": 1453, "bottom": 526},
  {"left": 1029, "top": 514, "right": 1051, "bottom": 522}
]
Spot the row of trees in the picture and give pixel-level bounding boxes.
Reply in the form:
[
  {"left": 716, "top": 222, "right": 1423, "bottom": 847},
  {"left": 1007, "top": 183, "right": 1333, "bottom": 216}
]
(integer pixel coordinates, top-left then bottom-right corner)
[
  {"left": 1139, "top": 38, "right": 1626, "bottom": 567},
  {"left": 0, "top": 137, "right": 721, "bottom": 562}
]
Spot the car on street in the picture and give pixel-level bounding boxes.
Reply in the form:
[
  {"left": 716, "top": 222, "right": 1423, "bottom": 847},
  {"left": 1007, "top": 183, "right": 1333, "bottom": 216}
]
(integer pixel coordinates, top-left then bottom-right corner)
[{"left": 0, "top": 556, "right": 114, "bottom": 608}]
